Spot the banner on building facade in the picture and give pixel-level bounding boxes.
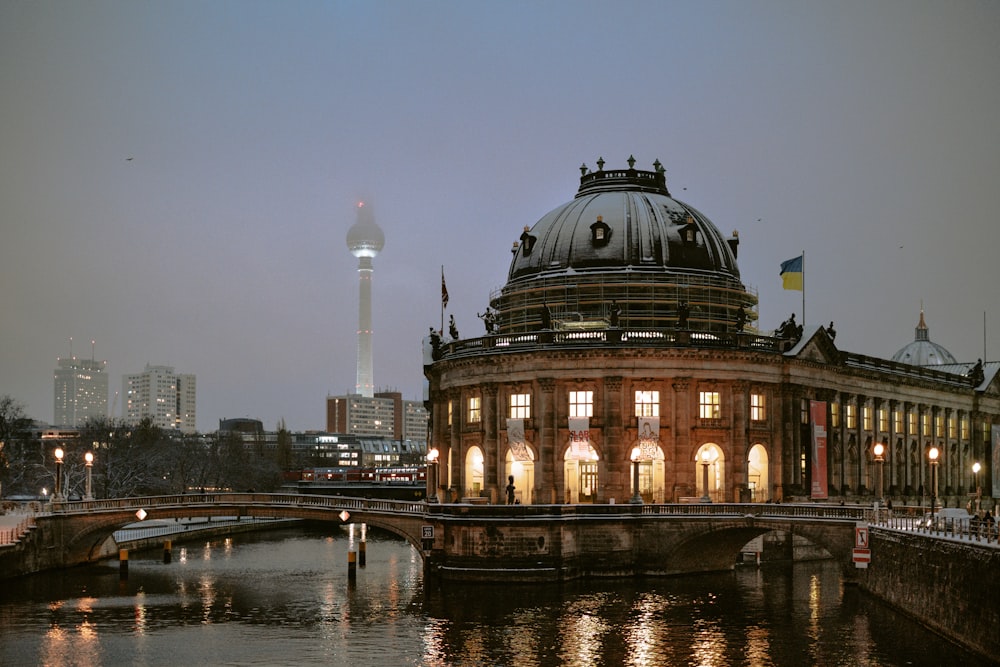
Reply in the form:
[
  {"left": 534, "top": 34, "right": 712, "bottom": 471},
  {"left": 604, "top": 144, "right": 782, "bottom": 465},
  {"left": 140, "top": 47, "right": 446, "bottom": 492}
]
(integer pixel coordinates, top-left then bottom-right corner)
[
  {"left": 637, "top": 416, "right": 660, "bottom": 460},
  {"left": 506, "top": 418, "right": 531, "bottom": 461},
  {"left": 568, "top": 417, "right": 591, "bottom": 459},
  {"left": 810, "top": 400, "right": 828, "bottom": 499},
  {"left": 992, "top": 425, "right": 1000, "bottom": 498}
]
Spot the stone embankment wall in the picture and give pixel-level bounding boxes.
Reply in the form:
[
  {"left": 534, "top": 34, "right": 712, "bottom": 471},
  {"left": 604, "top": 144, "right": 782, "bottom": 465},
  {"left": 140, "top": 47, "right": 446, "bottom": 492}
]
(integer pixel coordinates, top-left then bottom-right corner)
[{"left": 860, "top": 529, "right": 1000, "bottom": 662}]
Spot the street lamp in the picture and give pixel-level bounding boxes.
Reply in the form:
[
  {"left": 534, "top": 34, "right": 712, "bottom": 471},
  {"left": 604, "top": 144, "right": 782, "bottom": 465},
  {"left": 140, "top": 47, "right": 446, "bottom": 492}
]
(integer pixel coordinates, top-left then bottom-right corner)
[
  {"left": 928, "top": 446, "right": 939, "bottom": 519},
  {"left": 700, "top": 449, "right": 713, "bottom": 503},
  {"left": 630, "top": 447, "right": 643, "bottom": 504},
  {"left": 973, "top": 461, "right": 982, "bottom": 514},
  {"left": 426, "top": 448, "right": 439, "bottom": 503},
  {"left": 53, "top": 447, "right": 64, "bottom": 502},
  {"left": 84, "top": 451, "right": 94, "bottom": 500},
  {"left": 873, "top": 442, "right": 885, "bottom": 508}
]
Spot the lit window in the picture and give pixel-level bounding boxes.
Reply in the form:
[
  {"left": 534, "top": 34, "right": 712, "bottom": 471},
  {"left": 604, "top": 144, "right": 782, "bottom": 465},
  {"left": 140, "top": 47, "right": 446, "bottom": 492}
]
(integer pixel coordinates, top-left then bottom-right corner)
[
  {"left": 509, "top": 393, "right": 531, "bottom": 419},
  {"left": 863, "top": 406, "right": 872, "bottom": 431},
  {"left": 569, "top": 391, "right": 593, "bottom": 418},
  {"left": 468, "top": 396, "right": 481, "bottom": 424},
  {"left": 935, "top": 414, "right": 944, "bottom": 438},
  {"left": 831, "top": 402, "right": 840, "bottom": 428},
  {"left": 750, "top": 393, "right": 766, "bottom": 422},
  {"left": 447, "top": 401, "right": 453, "bottom": 427},
  {"left": 699, "top": 391, "right": 721, "bottom": 420},
  {"left": 879, "top": 407, "right": 888, "bottom": 433},
  {"left": 961, "top": 416, "right": 969, "bottom": 440},
  {"left": 894, "top": 409, "right": 903, "bottom": 433},
  {"left": 922, "top": 413, "right": 931, "bottom": 435},
  {"left": 635, "top": 390, "right": 659, "bottom": 418},
  {"left": 948, "top": 415, "right": 956, "bottom": 439},
  {"left": 909, "top": 411, "right": 917, "bottom": 434},
  {"left": 846, "top": 404, "right": 856, "bottom": 430}
]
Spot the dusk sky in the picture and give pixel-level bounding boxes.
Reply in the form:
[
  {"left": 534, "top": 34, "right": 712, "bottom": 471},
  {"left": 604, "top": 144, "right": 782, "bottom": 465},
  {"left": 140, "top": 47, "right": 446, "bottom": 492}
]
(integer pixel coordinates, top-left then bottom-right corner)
[{"left": 2, "top": 1, "right": 998, "bottom": 433}]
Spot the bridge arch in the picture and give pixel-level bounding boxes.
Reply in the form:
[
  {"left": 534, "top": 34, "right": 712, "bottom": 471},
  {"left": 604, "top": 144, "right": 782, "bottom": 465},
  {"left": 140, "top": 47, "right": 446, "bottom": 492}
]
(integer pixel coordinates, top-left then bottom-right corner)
[{"left": 34, "top": 495, "right": 431, "bottom": 570}]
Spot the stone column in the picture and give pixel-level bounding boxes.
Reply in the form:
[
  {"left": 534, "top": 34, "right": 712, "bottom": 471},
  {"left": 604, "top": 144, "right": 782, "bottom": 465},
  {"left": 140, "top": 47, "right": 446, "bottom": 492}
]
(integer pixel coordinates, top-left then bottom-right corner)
[
  {"left": 903, "top": 402, "right": 914, "bottom": 495},
  {"left": 603, "top": 376, "right": 624, "bottom": 503},
  {"left": 538, "top": 377, "right": 557, "bottom": 503},
  {"left": 673, "top": 379, "right": 692, "bottom": 500},
  {"left": 483, "top": 383, "right": 499, "bottom": 503},
  {"left": 448, "top": 389, "right": 462, "bottom": 501},
  {"left": 887, "top": 399, "right": 898, "bottom": 494},
  {"left": 731, "top": 381, "right": 749, "bottom": 501},
  {"left": 855, "top": 394, "right": 866, "bottom": 494}
]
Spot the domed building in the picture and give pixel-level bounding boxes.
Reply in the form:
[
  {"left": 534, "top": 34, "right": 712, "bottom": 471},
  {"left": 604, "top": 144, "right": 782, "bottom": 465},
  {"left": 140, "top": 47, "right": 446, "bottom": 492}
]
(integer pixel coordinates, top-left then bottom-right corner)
[
  {"left": 424, "top": 158, "right": 999, "bottom": 507},
  {"left": 891, "top": 310, "right": 958, "bottom": 366}
]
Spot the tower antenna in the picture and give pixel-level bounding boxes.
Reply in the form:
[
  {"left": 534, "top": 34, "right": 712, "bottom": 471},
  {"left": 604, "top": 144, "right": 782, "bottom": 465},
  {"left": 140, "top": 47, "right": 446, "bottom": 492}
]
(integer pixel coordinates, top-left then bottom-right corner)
[{"left": 346, "top": 199, "right": 384, "bottom": 398}]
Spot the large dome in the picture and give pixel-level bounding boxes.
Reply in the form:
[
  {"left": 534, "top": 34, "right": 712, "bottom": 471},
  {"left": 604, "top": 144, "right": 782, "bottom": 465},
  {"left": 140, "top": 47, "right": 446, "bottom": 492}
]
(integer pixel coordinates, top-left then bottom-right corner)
[
  {"left": 491, "top": 157, "right": 756, "bottom": 333},
  {"left": 508, "top": 158, "right": 740, "bottom": 282},
  {"left": 891, "top": 310, "right": 957, "bottom": 366}
]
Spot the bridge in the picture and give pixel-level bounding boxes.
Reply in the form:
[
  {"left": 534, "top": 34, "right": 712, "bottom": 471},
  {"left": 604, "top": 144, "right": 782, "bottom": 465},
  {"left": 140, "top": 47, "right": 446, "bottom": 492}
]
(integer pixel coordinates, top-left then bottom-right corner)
[{"left": 1, "top": 493, "right": 871, "bottom": 581}]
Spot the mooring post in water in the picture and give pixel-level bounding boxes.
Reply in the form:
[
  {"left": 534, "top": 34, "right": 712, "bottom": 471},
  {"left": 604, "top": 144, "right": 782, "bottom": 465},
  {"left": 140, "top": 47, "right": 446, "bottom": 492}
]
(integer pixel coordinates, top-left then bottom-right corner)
[
  {"left": 348, "top": 548, "right": 357, "bottom": 581},
  {"left": 119, "top": 548, "right": 129, "bottom": 579},
  {"left": 359, "top": 539, "right": 367, "bottom": 567},
  {"left": 163, "top": 539, "right": 172, "bottom": 564}
]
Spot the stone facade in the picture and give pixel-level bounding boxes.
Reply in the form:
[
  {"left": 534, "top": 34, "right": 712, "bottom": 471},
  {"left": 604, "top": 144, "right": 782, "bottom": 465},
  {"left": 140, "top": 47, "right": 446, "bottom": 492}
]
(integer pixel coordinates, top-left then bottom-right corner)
[{"left": 425, "top": 325, "right": 999, "bottom": 508}]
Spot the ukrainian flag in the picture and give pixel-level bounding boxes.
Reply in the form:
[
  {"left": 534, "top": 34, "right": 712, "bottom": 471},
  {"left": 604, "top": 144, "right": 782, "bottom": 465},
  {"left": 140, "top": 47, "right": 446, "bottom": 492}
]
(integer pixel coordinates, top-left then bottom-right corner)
[{"left": 780, "top": 255, "right": 803, "bottom": 291}]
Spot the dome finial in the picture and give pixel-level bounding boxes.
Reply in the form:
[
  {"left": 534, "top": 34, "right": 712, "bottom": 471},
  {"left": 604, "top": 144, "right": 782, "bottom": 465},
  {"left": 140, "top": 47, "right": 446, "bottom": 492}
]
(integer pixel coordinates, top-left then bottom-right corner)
[
  {"left": 653, "top": 159, "right": 663, "bottom": 173},
  {"left": 627, "top": 155, "right": 636, "bottom": 169},
  {"left": 580, "top": 163, "right": 588, "bottom": 176},
  {"left": 596, "top": 156, "right": 605, "bottom": 171}
]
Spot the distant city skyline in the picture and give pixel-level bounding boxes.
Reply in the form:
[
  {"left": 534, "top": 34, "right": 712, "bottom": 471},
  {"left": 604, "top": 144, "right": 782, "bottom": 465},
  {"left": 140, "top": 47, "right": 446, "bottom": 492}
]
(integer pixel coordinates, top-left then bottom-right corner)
[{"left": 3, "top": 2, "right": 998, "bottom": 433}]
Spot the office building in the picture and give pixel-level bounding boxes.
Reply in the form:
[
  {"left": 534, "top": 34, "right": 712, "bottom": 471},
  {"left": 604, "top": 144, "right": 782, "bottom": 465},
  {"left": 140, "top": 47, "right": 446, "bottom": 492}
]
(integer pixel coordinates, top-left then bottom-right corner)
[{"left": 53, "top": 355, "right": 108, "bottom": 427}]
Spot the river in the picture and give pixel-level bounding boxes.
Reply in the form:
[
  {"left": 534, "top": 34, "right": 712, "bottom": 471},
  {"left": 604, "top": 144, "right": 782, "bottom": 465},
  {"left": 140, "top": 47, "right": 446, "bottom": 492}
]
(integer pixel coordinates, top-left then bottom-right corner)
[{"left": 0, "top": 524, "right": 992, "bottom": 666}]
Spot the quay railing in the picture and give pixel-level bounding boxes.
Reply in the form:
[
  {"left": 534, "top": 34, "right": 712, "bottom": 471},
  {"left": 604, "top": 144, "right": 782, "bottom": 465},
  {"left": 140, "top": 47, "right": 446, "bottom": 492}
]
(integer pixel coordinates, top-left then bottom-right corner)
[{"left": 871, "top": 511, "right": 999, "bottom": 545}]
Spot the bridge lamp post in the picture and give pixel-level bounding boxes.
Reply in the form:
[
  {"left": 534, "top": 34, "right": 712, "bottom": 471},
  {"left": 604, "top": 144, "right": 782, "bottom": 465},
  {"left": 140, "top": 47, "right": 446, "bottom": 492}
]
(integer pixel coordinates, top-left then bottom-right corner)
[
  {"left": 700, "top": 449, "right": 712, "bottom": 503},
  {"left": 873, "top": 442, "right": 885, "bottom": 508},
  {"left": 53, "top": 447, "right": 64, "bottom": 503},
  {"left": 630, "top": 447, "right": 643, "bottom": 504},
  {"left": 972, "top": 461, "right": 981, "bottom": 514},
  {"left": 426, "top": 448, "right": 439, "bottom": 503},
  {"left": 84, "top": 451, "right": 94, "bottom": 500},
  {"left": 928, "top": 446, "right": 939, "bottom": 519}
]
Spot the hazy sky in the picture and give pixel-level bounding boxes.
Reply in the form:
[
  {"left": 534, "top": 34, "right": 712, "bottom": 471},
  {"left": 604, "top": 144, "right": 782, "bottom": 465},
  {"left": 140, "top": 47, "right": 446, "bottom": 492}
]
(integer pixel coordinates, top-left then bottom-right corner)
[{"left": 2, "top": 1, "right": 998, "bottom": 433}]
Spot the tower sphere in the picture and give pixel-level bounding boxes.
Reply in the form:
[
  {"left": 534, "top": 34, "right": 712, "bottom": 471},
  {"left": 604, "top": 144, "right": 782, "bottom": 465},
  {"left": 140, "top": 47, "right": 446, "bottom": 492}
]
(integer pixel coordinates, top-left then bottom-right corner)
[{"left": 347, "top": 201, "right": 385, "bottom": 259}]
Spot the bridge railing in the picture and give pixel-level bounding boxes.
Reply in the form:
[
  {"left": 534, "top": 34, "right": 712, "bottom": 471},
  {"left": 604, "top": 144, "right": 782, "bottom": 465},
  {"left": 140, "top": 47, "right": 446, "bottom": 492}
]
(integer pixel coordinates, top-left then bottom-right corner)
[
  {"left": 47, "top": 493, "right": 428, "bottom": 517},
  {"left": 427, "top": 502, "right": 868, "bottom": 521},
  {"left": 44, "top": 496, "right": 877, "bottom": 523}
]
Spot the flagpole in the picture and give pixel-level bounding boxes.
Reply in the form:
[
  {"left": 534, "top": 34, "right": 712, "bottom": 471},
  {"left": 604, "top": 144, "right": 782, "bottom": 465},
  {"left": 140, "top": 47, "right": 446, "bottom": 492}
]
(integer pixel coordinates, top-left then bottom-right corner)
[
  {"left": 441, "top": 266, "right": 445, "bottom": 335},
  {"left": 801, "top": 251, "right": 805, "bottom": 326}
]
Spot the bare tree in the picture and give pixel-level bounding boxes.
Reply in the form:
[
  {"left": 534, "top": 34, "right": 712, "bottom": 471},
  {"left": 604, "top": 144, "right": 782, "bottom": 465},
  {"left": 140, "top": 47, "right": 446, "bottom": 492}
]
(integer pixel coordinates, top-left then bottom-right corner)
[{"left": 0, "top": 395, "right": 37, "bottom": 497}]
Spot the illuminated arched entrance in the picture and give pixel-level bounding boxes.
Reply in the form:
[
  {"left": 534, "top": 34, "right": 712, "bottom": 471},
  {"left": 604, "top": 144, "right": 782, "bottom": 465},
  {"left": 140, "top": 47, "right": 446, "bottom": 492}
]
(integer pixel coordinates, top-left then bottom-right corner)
[
  {"left": 563, "top": 443, "right": 600, "bottom": 504},
  {"left": 630, "top": 445, "right": 666, "bottom": 503},
  {"left": 695, "top": 443, "right": 725, "bottom": 502},
  {"left": 747, "top": 444, "right": 769, "bottom": 502},
  {"left": 464, "top": 446, "right": 484, "bottom": 498},
  {"left": 504, "top": 446, "right": 534, "bottom": 504}
]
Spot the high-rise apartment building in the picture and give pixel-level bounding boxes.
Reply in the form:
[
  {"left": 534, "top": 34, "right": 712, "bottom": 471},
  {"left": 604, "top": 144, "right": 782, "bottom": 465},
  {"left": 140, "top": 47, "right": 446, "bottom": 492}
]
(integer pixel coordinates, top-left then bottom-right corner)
[
  {"left": 122, "top": 364, "right": 197, "bottom": 433},
  {"left": 53, "top": 356, "right": 108, "bottom": 426},
  {"left": 326, "top": 391, "right": 428, "bottom": 447}
]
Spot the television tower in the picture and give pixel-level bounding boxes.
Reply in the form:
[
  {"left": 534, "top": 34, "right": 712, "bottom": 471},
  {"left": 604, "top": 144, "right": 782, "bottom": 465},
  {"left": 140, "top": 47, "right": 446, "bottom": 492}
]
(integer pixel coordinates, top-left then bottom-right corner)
[{"left": 346, "top": 200, "right": 384, "bottom": 397}]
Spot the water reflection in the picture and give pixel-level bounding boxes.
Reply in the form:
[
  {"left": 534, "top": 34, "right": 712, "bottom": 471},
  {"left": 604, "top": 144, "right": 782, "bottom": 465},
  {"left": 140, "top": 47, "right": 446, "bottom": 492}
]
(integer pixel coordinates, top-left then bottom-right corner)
[{"left": 0, "top": 525, "right": 993, "bottom": 667}]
